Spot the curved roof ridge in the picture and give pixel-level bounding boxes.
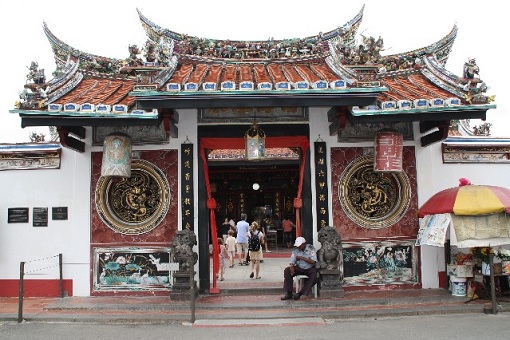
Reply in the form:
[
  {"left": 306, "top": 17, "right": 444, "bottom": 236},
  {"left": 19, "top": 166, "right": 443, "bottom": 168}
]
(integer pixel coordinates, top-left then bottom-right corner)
[
  {"left": 43, "top": 22, "right": 119, "bottom": 66},
  {"left": 325, "top": 56, "right": 357, "bottom": 86},
  {"left": 320, "top": 4, "right": 364, "bottom": 42},
  {"left": 422, "top": 55, "right": 495, "bottom": 104},
  {"left": 423, "top": 54, "right": 462, "bottom": 86},
  {"left": 47, "top": 72, "right": 84, "bottom": 104},
  {"left": 420, "top": 59, "right": 466, "bottom": 99},
  {"left": 383, "top": 24, "right": 458, "bottom": 66},
  {"left": 43, "top": 22, "right": 128, "bottom": 78},
  {"left": 137, "top": 6, "right": 364, "bottom": 57},
  {"left": 46, "top": 58, "right": 80, "bottom": 94},
  {"left": 137, "top": 8, "right": 184, "bottom": 43}
]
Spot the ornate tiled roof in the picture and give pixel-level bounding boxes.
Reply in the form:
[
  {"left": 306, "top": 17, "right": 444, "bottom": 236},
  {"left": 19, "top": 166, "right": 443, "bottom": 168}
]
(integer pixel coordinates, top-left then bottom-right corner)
[
  {"left": 11, "top": 6, "right": 495, "bottom": 136},
  {"left": 137, "top": 6, "right": 363, "bottom": 61},
  {"left": 129, "top": 6, "right": 368, "bottom": 94}
]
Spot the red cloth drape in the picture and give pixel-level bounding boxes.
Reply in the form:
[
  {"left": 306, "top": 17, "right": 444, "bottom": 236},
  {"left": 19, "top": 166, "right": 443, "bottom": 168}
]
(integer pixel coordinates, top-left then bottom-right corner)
[
  {"left": 199, "top": 145, "right": 220, "bottom": 291},
  {"left": 199, "top": 136, "right": 309, "bottom": 291},
  {"left": 293, "top": 139, "right": 309, "bottom": 238}
]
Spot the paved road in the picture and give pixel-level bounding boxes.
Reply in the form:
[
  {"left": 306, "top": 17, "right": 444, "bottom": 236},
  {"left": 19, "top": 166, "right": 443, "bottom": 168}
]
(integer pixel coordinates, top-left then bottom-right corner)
[{"left": 1, "top": 313, "right": 509, "bottom": 339}]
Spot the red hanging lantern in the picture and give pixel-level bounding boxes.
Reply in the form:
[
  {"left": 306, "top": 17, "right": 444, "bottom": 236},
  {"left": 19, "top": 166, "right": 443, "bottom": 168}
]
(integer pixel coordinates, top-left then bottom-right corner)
[{"left": 374, "top": 130, "right": 403, "bottom": 172}]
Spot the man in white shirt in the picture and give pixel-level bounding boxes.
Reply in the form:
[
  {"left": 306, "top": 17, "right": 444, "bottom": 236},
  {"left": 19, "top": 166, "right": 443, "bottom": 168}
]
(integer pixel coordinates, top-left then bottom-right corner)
[
  {"left": 235, "top": 213, "right": 250, "bottom": 265},
  {"left": 281, "top": 237, "right": 319, "bottom": 300}
]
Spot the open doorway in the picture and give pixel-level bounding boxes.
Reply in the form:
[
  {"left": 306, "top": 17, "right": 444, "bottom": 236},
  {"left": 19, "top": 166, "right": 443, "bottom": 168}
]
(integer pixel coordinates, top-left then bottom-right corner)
[
  {"left": 209, "top": 164, "right": 299, "bottom": 230},
  {"left": 197, "top": 124, "right": 313, "bottom": 292},
  {"left": 209, "top": 163, "right": 299, "bottom": 291}
]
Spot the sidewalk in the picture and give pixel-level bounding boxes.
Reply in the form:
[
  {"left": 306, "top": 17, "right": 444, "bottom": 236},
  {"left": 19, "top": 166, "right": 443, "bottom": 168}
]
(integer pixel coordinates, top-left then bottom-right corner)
[
  {"left": 2, "top": 252, "right": 509, "bottom": 325},
  {"left": 1, "top": 289, "right": 508, "bottom": 325}
]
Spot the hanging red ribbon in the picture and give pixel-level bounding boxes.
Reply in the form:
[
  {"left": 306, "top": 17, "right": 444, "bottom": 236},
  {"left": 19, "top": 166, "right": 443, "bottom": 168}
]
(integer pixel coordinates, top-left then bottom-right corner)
[
  {"left": 293, "top": 139, "right": 309, "bottom": 238},
  {"left": 207, "top": 198, "right": 217, "bottom": 209},
  {"left": 293, "top": 197, "right": 303, "bottom": 237},
  {"left": 199, "top": 147, "right": 220, "bottom": 292}
]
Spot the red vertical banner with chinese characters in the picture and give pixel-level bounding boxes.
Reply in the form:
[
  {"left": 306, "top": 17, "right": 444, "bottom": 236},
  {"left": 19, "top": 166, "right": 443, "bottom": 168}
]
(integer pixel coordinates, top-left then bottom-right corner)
[
  {"left": 374, "top": 130, "right": 403, "bottom": 172},
  {"left": 181, "top": 143, "right": 194, "bottom": 230},
  {"left": 314, "top": 141, "right": 329, "bottom": 228}
]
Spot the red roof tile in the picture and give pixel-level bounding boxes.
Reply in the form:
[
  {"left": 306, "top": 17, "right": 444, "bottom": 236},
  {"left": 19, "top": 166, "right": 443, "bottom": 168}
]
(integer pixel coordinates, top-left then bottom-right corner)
[{"left": 168, "top": 64, "right": 193, "bottom": 84}]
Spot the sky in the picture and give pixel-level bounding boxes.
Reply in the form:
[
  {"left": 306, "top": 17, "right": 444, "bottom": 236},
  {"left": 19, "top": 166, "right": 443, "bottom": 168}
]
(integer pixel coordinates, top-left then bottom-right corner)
[{"left": 0, "top": 0, "right": 507, "bottom": 143}]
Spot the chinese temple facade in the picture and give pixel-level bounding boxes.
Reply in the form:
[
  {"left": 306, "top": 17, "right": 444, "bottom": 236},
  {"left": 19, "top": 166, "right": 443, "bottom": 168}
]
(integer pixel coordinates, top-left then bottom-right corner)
[{"left": 1, "top": 6, "right": 505, "bottom": 297}]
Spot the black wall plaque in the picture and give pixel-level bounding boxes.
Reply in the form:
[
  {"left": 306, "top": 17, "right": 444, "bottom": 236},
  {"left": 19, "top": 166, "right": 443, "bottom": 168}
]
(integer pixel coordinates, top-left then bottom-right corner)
[
  {"left": 52, "top": 207, "right": 68, "bottom": 220},
  {"left": 33, "top": 207, "right": 48, "bottom": 227},
  {"left": 7, "top": 208, "right": 29, "bottom": 223},
  {"left": 314, "top": 142, "right": 330, "bottom": 228},
  {"left": 181, "top": 143, "right": 194, "bottom": 231}
]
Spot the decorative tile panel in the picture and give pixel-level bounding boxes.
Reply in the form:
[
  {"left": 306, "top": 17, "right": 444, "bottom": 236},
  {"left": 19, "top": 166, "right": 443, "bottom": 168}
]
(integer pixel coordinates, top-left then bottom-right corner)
[
  {"left": 330, "top": 147, "right": 418, "bottom": 240},
  {"left": 91, "top": 150, "right": 178, "bottom": 244}
]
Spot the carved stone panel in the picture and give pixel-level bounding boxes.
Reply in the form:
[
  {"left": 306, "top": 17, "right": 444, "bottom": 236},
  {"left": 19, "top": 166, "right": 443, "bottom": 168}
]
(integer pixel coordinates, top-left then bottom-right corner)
[
  {"left": 331, "top": 147, "right": 418, "bottom": 240},
  {"left": 95, "top": 159, "right": 170, "bottom": 235},
  {"left": 91, "top": 150, "right": 178, "bottom": 244},
  {"left": 338, "top": 154, "right": 411, "bottom": 229}
]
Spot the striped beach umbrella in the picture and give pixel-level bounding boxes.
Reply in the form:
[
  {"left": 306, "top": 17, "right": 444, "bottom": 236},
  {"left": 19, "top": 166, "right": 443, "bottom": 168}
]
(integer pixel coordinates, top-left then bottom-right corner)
[{"left": 418, "top": 184, "right": 510, "bottom": 218}]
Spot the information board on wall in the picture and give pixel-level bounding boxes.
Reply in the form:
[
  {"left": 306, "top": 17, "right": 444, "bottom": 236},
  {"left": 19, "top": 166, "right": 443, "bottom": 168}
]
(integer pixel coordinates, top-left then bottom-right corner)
[
  {"left": 7, "top": 207, "right": 29, "bottom": 223},
  {"left": 52, "top": 207, "right": 68, "bottom": 220},
  {"left": 33, "top": 207, "right": 48, "bottom": 227}
]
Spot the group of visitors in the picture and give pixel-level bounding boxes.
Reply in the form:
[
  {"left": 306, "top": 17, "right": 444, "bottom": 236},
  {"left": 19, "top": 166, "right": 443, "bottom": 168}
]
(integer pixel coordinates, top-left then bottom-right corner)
[
  {"left": 215, "top": 213, "right": 319, "bottom": 300},
  {"left": 216, "top": 213, "right": 271, "bottom": 280},
  {"left": 218, "top": 214, "right": 270, "bottom": 280}
]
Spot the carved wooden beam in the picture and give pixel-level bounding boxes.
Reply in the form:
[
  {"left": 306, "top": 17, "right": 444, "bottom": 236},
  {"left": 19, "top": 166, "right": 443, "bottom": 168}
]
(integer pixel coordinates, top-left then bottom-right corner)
[
  {"left": 57, "top": 126, "right": 85, "bottom": 153},
  {"left": 159, "top": 109, "right": 178, "bottom": 139},
  {"left": 327, "top": 107, "right": 349, "bottom": 136},
  {"left": 64, "top": 126, "right": 86, "bottom": 139},
  {"left": 419, "top": 120, "right": 450, "bottom": 134},
  {"left": 420, "top": 123, "right": 450, "bottom": 147}
]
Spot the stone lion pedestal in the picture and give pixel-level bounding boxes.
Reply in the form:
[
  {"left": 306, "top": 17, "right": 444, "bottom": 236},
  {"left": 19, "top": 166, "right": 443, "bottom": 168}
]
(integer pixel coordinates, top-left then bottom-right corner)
[
  {"left": 170, "top": 229, "right": 198, "bottom": 301},
  {"left": 317, "top": 226, "right": 344, "bottom": 298}
]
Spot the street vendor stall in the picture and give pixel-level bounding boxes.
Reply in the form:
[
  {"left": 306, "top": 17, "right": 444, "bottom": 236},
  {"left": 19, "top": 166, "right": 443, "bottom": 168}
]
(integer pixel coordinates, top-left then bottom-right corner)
[{"left": 416, "top": 179, "right": 510, "bottom": 313}]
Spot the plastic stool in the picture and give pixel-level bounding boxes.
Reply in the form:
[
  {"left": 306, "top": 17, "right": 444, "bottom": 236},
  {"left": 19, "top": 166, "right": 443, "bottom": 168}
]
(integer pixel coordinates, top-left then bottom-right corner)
[{"left": 294, "top": 274, "right": 318, "bottom": 298}]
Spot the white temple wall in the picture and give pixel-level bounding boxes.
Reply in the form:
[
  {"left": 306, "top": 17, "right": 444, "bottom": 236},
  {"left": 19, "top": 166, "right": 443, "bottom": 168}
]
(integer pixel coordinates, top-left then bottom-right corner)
[
  {"left": 0, "top": 136, "right": 92, "bottom": 296},
  {"left": 2, "top": 107, "right": 508, "bottom": 295}
]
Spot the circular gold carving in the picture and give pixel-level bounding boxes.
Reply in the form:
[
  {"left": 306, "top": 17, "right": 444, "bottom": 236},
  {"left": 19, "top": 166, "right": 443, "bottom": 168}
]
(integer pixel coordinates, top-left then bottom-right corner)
[
  {"left": 95, "top": 159, "right": 170, "bottom": 235},
  {"left": 338, "top": 155, "right": 410, "bottom": 229}
]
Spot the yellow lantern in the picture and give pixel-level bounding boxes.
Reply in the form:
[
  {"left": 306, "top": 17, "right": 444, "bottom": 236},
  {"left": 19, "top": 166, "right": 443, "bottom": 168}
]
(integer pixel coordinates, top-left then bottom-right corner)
[{"left": 245, "top": 121, "right": 266, "bottom": 161}]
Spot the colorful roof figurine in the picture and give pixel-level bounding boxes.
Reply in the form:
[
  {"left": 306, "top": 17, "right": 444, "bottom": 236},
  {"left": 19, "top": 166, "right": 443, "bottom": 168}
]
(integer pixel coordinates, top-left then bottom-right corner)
[{"left": 10, "top": 6, "right": 496, "bottom": 150}]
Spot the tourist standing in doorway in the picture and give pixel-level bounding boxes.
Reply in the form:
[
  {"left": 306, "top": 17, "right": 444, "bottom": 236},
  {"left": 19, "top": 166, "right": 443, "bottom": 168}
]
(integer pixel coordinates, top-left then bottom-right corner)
[
  {"left": 260, "top": 214, "right": 271, "bottom": 253},
  {"left": 217, "top": 238, "right": 228, "bottom": 281},
  {"left": 225, "top": 229, "right": 236, "bottom": 268},
  {"left": 229, "top": 218, "right": 237, "bottom": 238},
  {"left": 248, "top": 222, "right": 263, "bottom": 279},
  {"left": 282, "top": 216, "right": 295, "bottom": 248},
  {"left": 220, "top": 217, "right": 231, "bottom": 242},
  {"left": 235, "top": 213, "right": 250, "bottom": 265}
]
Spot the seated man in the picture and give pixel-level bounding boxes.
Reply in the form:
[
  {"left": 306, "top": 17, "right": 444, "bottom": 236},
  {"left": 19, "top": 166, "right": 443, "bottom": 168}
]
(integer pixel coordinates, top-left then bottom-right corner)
[{"left": 281, "top": 236, "right": 319, "bottom": 300}]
